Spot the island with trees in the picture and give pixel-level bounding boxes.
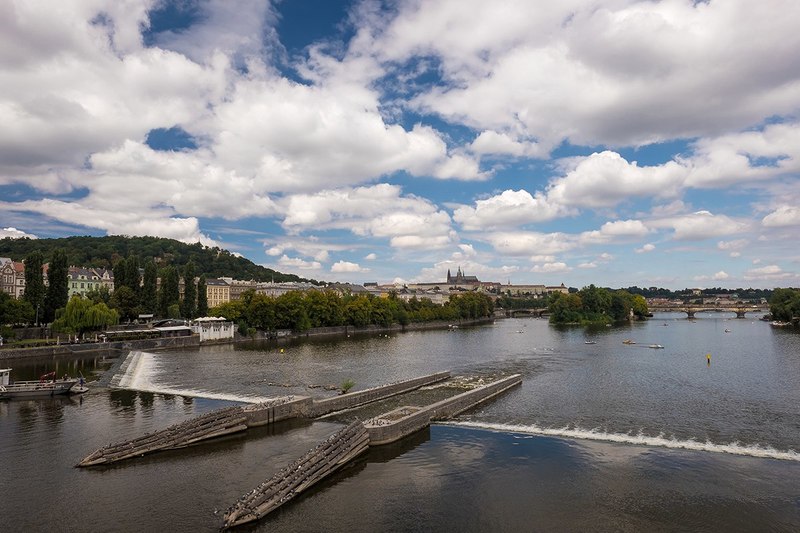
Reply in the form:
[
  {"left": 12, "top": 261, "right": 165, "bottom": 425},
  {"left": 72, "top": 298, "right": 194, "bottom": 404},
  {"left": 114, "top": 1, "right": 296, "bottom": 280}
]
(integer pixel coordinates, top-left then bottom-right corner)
[{"left": 548, "top": 285, "right": 649, "bottom": 324}]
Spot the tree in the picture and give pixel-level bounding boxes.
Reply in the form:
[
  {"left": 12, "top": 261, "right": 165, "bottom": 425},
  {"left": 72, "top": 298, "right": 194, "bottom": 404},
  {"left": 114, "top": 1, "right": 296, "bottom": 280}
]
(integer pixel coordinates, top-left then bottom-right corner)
[
  {"left": 0, "top": 291, "right": 34, "bottom": 326},
  {"left": 113, "top": 258, "right": 127, "bottom": 292},
  {"left": 344, "top": 297, "right": 371, "bottom": 327},
  {"left": 142, "top": 260, "right": 158, "bottom": 314},
  {"left": 43, "top": 248, "right": 69, "bottom": 323},
  {"left": 305, "top": 289, "right": 343, "bottom": 327},
  {"left": 209, "top": 300, "right": 245, "bottom": 322},
  {"left": 630, "top": 294, "right": 649, "bottom": 319},
  {"left": 181, "top": 262, "right": 197, "bottom": 319},
  {"left": 275, "top": 291, "right": 311, "bottom": 331},
  {"left": 609, "top": 291, "right": 632, "bottom": 321},
  {"left": 110, "top": 286, "right": 139, "bottom": 322},
  {"left": 548, "top": 292, "right": 583, "bottom": 324},
  {"left": 86, "top": 285, "right": 112, "bottom": 306},
  {"left": 578, "top": 284, "right": 611, "bottom": 317},
  {"left": 167, "top": 303, "right": 181, "bottom": 319},
  {"left": 770, "top": 288, "right": 800, "bottom": 321},
  {"left": 196, "top": 275, "right": 208, "bottom": 317},
  {"left": 247, "top": 293, "right": 276, "bottom": 331},
  {"left": 52, "top": 295, "right": 119, "bottom": 336},
  {"left": 124, "top": 255, "right": 141, "bottom": 295},
  {"left": 158, "top": 266, "right": 180, "bottom": 317},
  {"left": 23, "top": 251, "right": 45, "bottom": 324},
  {"left": 370, "top": 296, "right": 394, "bottom": 326}
]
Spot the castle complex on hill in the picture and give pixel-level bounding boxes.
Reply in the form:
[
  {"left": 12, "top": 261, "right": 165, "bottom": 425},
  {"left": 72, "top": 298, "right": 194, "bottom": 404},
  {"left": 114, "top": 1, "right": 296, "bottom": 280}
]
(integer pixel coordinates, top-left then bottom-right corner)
[{"left": 446, "top": 267, "right": 479, "bottom": 285}]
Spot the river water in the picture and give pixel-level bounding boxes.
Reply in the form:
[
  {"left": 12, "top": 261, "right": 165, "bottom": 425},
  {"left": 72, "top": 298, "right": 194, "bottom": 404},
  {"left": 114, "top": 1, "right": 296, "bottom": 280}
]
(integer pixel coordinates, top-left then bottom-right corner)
[{"left": 2, "top": 314, "right": 799, "bottom": 532}]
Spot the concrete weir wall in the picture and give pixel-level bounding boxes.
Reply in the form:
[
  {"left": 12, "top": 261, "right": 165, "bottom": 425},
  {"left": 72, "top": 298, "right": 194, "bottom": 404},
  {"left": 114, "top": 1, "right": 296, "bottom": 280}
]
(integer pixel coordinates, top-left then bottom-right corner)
[
  {"left": 311, "top": 371, "right": 450, "bottom": 417},
  {"left": 365, "top": 406, "right": 431, "bottom": 446},
  {"left": 366, "top": 374, "right": 522, "bottom": 445},
  {"left": 428, "top": 374, "right": 522, "bottom": 420},
  {"left": 242, "top": 397, "right": 312, "bottom": 427}
]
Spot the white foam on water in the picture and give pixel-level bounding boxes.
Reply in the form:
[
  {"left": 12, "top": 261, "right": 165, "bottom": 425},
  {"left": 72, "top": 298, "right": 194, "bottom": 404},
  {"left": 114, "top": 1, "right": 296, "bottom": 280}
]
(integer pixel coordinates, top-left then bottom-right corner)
[
  {"left": 447, "top": 421, "right": 800, "bottom": 462},
  {"left": 111, "top": 350, "right": 273, "bottom": 404}
]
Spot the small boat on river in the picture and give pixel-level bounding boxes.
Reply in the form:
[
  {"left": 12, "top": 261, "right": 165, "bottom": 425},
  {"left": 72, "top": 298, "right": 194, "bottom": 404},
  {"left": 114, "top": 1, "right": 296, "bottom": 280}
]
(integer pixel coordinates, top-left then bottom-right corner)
[
  {"left": 622, "top": 339, "right": 636, "bottom": 345},
  {"left": 584, "top": 341, "right": 597, "bottom": 344},
  {"left": 648, "top": 344, "right": 665, "bottom": 349},
  {"left": 0, "top": 369, "right": 79, "bottom": 399}
]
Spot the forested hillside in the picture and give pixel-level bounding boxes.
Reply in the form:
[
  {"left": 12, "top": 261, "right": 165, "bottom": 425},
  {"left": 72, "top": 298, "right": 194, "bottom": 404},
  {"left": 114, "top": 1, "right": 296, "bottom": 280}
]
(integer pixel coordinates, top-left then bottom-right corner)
[{"left": 0, "top": 236, "right": 316, "bottom": 283}]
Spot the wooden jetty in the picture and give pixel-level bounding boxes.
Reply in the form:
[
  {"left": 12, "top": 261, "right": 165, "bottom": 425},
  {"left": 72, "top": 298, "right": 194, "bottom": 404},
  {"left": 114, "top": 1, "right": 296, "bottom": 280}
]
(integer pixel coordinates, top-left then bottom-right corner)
[{"left": 222, "top": 420, "right": 370, "bottom": 529}]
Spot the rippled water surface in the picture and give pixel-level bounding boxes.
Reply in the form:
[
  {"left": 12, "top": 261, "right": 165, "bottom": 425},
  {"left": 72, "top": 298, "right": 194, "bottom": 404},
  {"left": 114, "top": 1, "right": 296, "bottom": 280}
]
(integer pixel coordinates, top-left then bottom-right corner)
[{"left": 2, "top": 315, "right": 799, "bottom": 532}]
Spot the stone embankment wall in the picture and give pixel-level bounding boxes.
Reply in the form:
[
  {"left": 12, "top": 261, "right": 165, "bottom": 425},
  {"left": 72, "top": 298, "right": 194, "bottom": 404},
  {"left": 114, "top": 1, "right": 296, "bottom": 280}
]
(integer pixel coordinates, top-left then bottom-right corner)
[
  {"left": 297, "top": 317, "right": 495, "bottom": 339},
  {"left": 0, "top": 335, "right": 200, "bottom": 360},
  {"left": 2, "top": 317, "right": 495, "bottom": 360},
  {"left": 310, "top": 371, "right": 450, "bottom": 417}
]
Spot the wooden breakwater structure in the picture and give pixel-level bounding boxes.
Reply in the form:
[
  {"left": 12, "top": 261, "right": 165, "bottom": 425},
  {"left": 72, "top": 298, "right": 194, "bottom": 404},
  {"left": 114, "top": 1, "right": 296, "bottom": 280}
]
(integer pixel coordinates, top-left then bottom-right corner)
[
  {"left": 78, "top": 405, "right": 249, "bottom": 466},
  {"left": 222, "top": 420, "right": 370, "bottom": 529},
  {"left": 78, "top": 372, "right": 448, "bottom": 467},
  {"left": 77, "top": 396, "right": 309, "bottom": 467}
]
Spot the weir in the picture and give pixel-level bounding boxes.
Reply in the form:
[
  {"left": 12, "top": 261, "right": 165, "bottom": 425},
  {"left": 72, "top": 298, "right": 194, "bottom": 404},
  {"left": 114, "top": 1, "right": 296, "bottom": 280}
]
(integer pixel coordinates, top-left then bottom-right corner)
[
  {"left": 78, "top": 371, "right": 450, "bottom": 466},
  {"left": 83, "top": 355, "right": 522, "bottom": 528},
  {"left": 220, "top": 374, "right": 523, "bottom": 528}
]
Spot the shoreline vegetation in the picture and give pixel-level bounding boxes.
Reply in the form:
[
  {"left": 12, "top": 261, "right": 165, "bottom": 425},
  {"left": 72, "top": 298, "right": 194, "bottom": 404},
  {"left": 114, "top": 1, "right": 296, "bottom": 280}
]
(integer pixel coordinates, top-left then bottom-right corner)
[
  {"left": 211, "top": 290, "right": 494, "bottom": 337},
  {"left": 0, "top": 316, "right": 495, "bottom": 360}
]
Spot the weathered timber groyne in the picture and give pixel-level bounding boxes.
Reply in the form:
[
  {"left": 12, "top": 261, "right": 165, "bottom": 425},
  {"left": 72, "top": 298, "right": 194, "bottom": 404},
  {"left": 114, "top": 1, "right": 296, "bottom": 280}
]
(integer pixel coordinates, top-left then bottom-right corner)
[
  {"left": 78, "top": 405, "right": 249, "bottom": 466},
  {"left": 77, "top": 396, "right": 309, "bottom": 467},
  {"left": 222, "top": 420, "right": 370, "bottom": 529}
]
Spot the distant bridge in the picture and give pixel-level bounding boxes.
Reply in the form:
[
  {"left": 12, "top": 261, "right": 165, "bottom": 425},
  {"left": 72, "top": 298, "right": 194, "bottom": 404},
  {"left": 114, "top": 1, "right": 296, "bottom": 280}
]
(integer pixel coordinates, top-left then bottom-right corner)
[
  {"left": 648, "top": 304, "right": 769, "bottom": 319},
  {"left": 497, "top": 308, "right": 549, "bottom": 318},
  {"left": 496, "top": 304, "right": 769, "bottom": 319}
]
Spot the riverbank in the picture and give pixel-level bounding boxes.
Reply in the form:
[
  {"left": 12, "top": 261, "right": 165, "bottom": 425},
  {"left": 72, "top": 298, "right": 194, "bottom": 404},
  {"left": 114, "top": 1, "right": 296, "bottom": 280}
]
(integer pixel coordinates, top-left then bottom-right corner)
[{"left": 0, "top": 317, "right": 496, "bottom": 360}]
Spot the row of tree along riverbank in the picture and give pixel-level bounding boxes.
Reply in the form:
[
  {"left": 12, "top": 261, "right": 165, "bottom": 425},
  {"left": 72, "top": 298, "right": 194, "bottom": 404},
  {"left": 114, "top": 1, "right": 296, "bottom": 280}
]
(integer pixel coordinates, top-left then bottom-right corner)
[{"left": 0, "top": 317, "right": 495, "bottom": 360}]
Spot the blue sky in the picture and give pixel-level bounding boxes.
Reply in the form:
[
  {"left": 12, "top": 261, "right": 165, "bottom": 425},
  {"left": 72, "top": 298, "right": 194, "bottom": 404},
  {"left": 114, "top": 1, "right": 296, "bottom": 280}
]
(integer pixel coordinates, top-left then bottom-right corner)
[{"left": 1, "top": 0, "right": 799, "bottom": 289}]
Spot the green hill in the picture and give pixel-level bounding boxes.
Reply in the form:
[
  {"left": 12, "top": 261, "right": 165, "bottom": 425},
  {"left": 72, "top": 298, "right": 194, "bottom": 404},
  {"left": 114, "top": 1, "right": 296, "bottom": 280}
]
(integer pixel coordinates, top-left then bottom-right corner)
[{"left": 0, "top": 235, "right": 317, "bottom": 284}]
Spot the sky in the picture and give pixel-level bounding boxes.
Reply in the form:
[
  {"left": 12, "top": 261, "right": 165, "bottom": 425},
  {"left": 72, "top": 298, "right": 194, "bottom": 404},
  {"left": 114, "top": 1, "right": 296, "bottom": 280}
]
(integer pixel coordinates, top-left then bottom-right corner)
[{"left": 1, "top": 0, "right": 799, "bottom": 289}]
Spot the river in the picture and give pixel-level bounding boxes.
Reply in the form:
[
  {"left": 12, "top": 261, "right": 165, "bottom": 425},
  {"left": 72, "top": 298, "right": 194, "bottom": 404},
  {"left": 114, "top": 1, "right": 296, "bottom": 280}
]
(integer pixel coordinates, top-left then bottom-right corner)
[{"left": 1, "top": 314, "right": 798, "bottom": 532}]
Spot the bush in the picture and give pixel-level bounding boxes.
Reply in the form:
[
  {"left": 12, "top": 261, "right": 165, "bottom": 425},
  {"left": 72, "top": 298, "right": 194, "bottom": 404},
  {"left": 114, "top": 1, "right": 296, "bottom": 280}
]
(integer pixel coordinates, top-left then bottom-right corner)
[{"left": 341, "top": 379, "right": 355, "bottom": 394}]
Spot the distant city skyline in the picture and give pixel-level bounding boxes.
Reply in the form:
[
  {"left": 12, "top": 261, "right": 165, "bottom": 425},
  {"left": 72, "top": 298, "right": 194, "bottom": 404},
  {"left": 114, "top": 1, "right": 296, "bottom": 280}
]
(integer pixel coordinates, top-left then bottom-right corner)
[{"left": 1, "top": 1, "right": 799, "bottom": 289}]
